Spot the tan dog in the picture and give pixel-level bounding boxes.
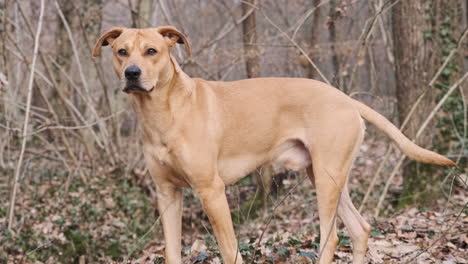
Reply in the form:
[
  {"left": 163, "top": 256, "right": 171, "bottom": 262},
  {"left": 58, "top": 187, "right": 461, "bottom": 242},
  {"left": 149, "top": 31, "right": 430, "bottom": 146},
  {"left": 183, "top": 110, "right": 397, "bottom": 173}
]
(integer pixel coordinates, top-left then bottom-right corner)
[{"left": 93, "top": 26, "right": 456, "bottom": 264}]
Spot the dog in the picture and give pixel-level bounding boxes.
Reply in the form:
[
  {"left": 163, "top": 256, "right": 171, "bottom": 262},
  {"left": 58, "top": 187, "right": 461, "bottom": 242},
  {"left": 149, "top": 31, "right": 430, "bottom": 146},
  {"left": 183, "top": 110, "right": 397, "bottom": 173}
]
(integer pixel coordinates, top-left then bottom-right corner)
[{"left": 93, "top": 26, "right": 456, "bottom": 264}]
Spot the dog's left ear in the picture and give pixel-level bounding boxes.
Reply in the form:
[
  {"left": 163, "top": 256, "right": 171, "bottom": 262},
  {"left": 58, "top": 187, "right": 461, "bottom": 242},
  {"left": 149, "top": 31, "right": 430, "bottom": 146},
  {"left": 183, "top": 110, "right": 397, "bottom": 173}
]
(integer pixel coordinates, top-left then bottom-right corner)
[
  {"left": 157, "top": 26, "right": 191, "bottom": 57},
  {"left": 92, "top": 27, "right": 124, "bottom": 57}
]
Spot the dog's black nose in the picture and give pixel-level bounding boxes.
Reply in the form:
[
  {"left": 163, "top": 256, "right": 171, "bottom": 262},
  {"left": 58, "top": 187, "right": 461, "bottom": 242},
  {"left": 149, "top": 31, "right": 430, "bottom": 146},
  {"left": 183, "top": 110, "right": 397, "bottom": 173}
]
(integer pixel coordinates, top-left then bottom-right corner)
[{"left": 125, "top": 65, "right": 141, "bottom": 80}]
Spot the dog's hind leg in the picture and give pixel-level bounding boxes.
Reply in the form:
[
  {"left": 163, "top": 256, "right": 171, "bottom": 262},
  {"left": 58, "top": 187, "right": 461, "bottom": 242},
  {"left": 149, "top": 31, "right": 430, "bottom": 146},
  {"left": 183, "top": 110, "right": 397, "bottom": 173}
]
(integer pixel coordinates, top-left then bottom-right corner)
[
  {"left": 311, "top": 162, "right": 344, "bottom": 264},
  {"left": 306, "top": 108, "right": 365, "bottom": 264},
  {"left": 306, "top": 163, "right": 340, "bottom": 263},
  {"left": 338, "top": 186, "right": 371, "bottom": 264}
]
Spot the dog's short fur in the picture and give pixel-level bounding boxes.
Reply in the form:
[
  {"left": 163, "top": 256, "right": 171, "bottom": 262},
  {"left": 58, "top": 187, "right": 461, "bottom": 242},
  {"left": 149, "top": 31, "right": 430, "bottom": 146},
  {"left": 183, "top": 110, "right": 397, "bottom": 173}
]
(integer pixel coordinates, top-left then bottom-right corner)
[{"left": 93, "top": 26, "right": 456, "bottom": 264}]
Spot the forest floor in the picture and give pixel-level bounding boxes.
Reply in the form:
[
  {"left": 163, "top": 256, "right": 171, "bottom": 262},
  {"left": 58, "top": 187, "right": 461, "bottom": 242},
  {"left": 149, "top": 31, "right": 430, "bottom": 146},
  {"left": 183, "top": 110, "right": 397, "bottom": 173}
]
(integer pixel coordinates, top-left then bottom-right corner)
[{"left": 1, "top": 138, "right": 466, "bottom": 264}]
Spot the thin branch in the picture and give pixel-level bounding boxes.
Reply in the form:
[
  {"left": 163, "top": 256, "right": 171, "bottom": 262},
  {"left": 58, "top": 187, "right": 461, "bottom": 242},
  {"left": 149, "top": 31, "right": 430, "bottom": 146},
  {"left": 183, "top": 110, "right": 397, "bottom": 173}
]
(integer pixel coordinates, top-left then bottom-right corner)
[
  {"left": 248, "top": 2, "right": 330, "bottom": 85},
  {"left": 186, "top": 3, "right": 255, "bottom": 61},
  {"left": 291, "top": 0, "right": 332, "bottom": 41},
  {"left": 429, "top": 28, "right": 468, "bottom": 87},
  {"left": 251, "top": 175, "right": 308, "bottom": 263},
  {"left": 8, "top": 0, "right": 45, "bottom": 232},
  {"left": 359, "top": 90, "right": 427, "bottom": 211},
  {"left": 347, "top": 0, "right": 401, "bottom": 93},
  {"left": 403, "top": 201, "right": 468, "bottom": 264}
]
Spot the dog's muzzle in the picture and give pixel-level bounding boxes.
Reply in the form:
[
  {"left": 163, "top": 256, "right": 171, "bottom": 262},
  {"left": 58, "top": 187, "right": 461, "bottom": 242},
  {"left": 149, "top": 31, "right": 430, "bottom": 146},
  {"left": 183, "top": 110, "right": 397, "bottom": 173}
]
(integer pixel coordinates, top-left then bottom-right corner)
[{"left": 122, "top": 65, "right": 154, "bottom": 93}]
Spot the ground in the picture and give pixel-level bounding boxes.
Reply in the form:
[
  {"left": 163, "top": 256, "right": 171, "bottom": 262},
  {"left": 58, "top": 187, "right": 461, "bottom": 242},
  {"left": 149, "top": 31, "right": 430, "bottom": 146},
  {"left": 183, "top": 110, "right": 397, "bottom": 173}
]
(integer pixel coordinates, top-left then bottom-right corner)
[{"left": 1, "top": 138, "right": 466, "bottom": 263}]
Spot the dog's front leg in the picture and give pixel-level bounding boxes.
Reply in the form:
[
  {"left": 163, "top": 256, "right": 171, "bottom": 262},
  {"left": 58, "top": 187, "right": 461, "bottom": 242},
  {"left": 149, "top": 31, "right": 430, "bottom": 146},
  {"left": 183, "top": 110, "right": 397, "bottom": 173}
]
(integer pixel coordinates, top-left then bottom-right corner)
[
  {"left": 156, "top": 182, "right": 183, "bottom": 263},
  {"left": 148, "top": 161, "right": 183, "bottom": 263},
  {"left": 195, "top": 177, "right": 243, "bottom": 264}
]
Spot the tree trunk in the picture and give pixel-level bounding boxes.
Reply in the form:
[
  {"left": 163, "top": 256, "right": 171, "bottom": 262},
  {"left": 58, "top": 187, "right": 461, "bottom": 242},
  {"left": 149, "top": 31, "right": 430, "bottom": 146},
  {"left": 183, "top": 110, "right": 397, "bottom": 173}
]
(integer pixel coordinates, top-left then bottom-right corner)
[
  {"left": 55, "top": 0, "right": 75, "bottom": 98},
  {"left": 392, "top": 0, "right": 463, "bottom": 206},
  {"left": 242, "top": 0, "right": 260, "bottom": 78},
  {"left": 0, "top": 0, "right": 7, "bottom": 73},
  {"left": 307, "top": 0, "right": 322, "bottom": 79},
  {"left": 136, "top": 0, "right": 154, "bottom": 28},
  {"left": 242, "top": 0, "right": 271, "bottom": 207},
  {"left": 81, "top": 0, "right": 103, "bottom": 42},
  {"left": 328, "top": 0, "right": 341, "bottom": 90}
]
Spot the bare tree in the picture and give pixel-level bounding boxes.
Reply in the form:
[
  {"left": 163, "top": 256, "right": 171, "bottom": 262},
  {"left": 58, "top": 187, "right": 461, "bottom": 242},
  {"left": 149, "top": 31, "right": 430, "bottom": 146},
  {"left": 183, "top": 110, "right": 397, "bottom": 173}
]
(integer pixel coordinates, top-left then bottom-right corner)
[
  {"left": 242, "top": 0, "right": 260, "bottom": 78},
  {"left": 307, "top": 0, "right": 322, "bottom": 79},
  {"left": 328, "top": 0, "right": 340, "bottom": 87}
]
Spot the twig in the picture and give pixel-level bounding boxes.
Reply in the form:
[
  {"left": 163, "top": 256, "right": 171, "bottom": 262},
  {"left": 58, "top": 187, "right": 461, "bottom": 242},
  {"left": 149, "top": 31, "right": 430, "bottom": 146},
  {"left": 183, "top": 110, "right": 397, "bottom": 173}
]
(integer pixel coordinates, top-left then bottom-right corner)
[
  {"left": 24, "top": 110, "right": 125, "bottom": 137},
  {"left": 429, "top": 28, "right": 468, "bottom": 87},
  {"left": 359, "top": 90, "right": 427, "bottom": 212},
  {"left": 8, "top": 0, "right": 45, "bottom": 231},
  {"left": 347, "top": 0, "right": 401, "bottom": 93},
  {"left": 403, "top": 201, "right": 467, "bottom": 264},
  {"left": 291, "top": 0, "right": 331, "bottom": 41},
  {"left": 373, "top": 0, "right": 394, "bottom": 64},
  {"left": 251, "top": 175, "right": 308, "bottom": 263},
  {"left": 440, "top": 80, "right": 467, "bottom": 188},
  {"left": 358, "top": 145, "right": 392, "bottom": 212},
  {"left": 26, "top": 239, "right": 55, "bottom": 255},
  {"left": 416, "top": 72, "right": 468, "bottom": 139},
  {"left": 250, "top": 2, "right": 330, "bottom": 85},
  {"left": 186, "top": 3, "right": 255, "bottom": 60}
]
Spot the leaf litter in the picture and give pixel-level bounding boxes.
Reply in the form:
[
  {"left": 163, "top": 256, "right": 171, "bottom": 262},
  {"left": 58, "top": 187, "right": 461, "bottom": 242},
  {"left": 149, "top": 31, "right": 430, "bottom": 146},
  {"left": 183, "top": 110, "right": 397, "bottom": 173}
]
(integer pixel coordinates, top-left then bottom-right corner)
[{"left": 1, "top": 139, "right": 466, "bottom": 263}]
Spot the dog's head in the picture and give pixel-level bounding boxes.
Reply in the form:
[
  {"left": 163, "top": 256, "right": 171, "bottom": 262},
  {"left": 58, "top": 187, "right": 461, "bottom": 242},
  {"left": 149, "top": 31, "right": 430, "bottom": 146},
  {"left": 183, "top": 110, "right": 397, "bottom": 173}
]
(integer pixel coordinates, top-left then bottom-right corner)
[{"left": 92, "top": 26, "right": 190, "bottom": 94}]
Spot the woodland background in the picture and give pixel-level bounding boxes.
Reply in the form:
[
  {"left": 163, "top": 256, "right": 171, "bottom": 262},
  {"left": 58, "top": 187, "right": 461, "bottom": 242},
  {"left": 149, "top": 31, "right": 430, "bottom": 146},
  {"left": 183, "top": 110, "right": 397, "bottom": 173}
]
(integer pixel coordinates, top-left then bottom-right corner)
[{"left": 0, "top": 0, "right": 467, "bottom": 263}]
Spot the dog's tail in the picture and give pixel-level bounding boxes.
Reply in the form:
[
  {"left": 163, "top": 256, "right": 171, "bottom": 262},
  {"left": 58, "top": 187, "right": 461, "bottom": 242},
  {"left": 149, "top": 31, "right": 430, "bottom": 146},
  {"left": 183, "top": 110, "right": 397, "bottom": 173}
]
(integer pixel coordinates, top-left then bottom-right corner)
[{"left": 354, "top": 100, "right": 457, "bottom": 167}]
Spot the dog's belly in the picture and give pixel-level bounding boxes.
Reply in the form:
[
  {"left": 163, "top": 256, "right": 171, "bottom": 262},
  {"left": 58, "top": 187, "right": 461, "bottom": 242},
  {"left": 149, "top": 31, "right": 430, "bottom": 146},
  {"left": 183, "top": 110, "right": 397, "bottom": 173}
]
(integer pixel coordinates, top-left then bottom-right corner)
[
  {"left": 218, "top": 139, "right": 311, "bottom": 185},
  {"left": 269, "top": 139, "right": 311, "bottom": 174}
]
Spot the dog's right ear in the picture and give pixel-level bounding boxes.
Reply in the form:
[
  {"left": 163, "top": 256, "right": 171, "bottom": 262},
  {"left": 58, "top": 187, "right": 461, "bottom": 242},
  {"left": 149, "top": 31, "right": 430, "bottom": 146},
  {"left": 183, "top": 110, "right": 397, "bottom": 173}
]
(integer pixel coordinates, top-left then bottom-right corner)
[{"left": 92, "top": 27, "right": 124, "bottom": 57}]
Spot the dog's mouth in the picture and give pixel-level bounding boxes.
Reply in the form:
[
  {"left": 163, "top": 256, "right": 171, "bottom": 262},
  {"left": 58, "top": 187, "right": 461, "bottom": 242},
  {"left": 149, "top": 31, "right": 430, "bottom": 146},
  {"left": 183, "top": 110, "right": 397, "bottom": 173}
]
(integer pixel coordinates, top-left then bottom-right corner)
[{"left": 123, "top": 83, "right": 154, "bottom": 94}]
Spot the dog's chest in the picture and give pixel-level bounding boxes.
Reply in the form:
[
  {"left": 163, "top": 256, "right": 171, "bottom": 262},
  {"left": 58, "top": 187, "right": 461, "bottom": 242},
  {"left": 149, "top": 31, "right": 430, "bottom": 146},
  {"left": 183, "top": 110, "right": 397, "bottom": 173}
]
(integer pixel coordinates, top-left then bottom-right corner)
[
  {"left": 141, "top": 126, "right": 174, "bottom": 165},
  {"left": 144, "top": 139, "right": 172, "bottom": 166}
]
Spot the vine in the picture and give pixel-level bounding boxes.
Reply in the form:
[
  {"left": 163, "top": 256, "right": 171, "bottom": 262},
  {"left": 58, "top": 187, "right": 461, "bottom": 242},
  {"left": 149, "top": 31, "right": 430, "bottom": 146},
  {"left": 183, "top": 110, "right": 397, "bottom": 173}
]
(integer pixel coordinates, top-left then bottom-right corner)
[{"left": 433, "top": 11, "right": 466, "bottom": 173}]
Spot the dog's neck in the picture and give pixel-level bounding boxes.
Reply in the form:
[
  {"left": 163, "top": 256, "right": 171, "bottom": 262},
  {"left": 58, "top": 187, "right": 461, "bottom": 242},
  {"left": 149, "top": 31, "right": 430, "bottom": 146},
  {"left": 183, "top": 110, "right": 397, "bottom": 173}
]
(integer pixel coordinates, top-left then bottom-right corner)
[{"left": 131, "top": 57, "right": 195, "bottom": 143}]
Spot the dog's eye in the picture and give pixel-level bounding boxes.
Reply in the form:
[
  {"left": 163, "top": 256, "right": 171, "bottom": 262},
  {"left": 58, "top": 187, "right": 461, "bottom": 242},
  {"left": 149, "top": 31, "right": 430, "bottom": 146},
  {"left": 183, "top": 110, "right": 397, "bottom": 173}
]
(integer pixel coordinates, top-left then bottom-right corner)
[
  {"left": 146, "top": 48, "right": 158, "bottom": 56},
  {"left": 118, "top": 49, "right": 128, "bottom": 56}
]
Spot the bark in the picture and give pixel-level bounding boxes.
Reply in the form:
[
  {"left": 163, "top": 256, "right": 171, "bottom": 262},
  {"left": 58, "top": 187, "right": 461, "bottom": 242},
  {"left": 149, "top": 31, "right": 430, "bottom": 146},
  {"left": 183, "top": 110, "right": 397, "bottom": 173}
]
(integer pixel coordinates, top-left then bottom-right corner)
[
  {"left": 242, "top": 0, "right": 260, "bottom": 78},
  {"left": 55, "top": 0, "right": 74, "bottom": 97},
  {"left": 136, "top": 0, "right": 154, "bottom": 28},
  {"left": 307, "top": 0, "right": 322, "bottom": 79},
  {"left": 81, "top": 0, "right": 103, "bottom": 42},
  {"left": 0, "top": 0, "right": 7, "bottom": 73},
  {"left": 328, "top": 0, "right": 341, "bottom": 90},
  {"left": 392, "top": 0, "right": 463, "bottom": 206}
]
